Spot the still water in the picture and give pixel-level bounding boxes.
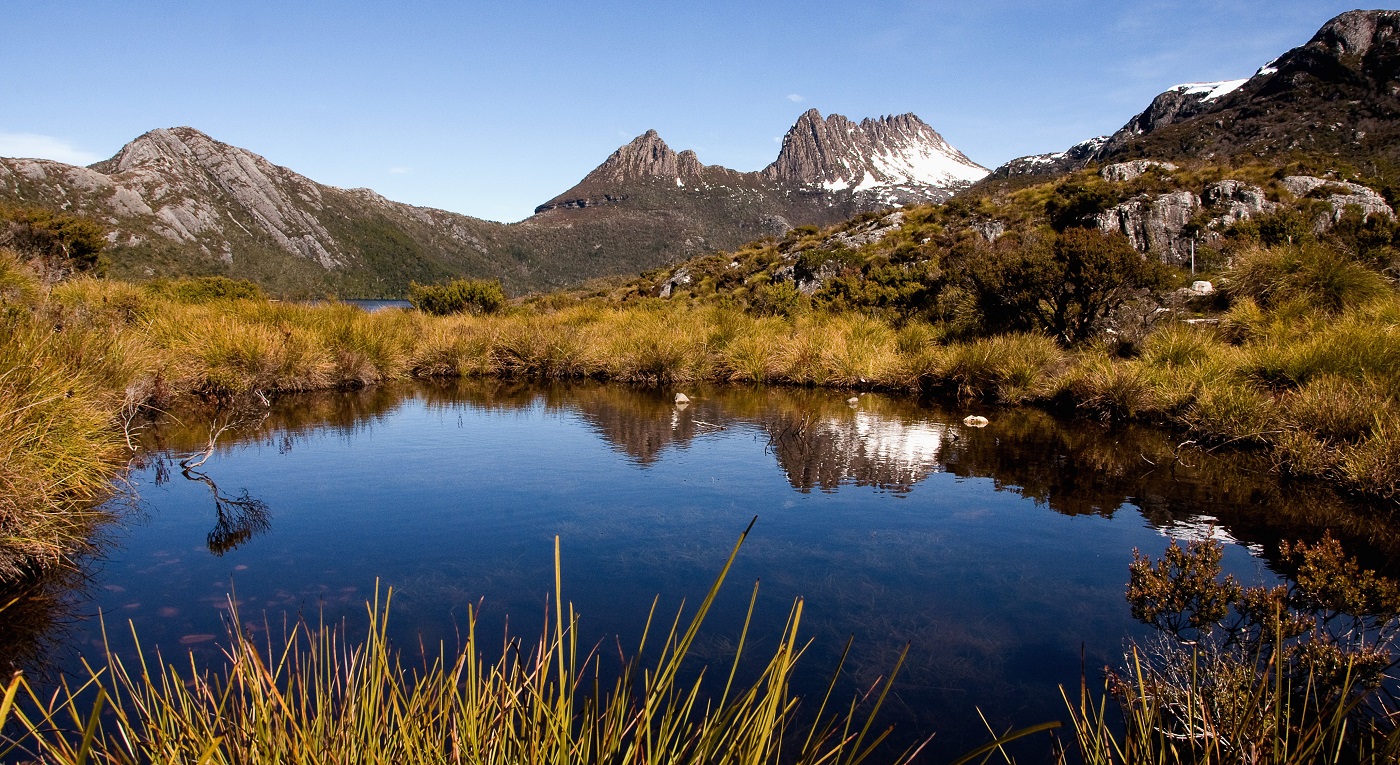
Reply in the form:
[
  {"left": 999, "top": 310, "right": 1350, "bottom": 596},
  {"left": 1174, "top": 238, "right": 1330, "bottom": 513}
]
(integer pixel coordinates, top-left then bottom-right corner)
[{"left": 10, "top": 380, "right": 1397, "bottom": 759}]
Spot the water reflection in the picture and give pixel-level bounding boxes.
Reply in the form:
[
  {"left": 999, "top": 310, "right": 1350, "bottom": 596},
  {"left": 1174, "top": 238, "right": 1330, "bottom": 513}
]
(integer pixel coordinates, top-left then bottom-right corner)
[
  {"left": 133, "top": 379, "right": 1400, "bottom": 570},
  {"left": 181, "top": 465, "right": 272, "bottom": 556},
  {"left": 4, "top": 379, "right": 1398, "bottom": 759}
]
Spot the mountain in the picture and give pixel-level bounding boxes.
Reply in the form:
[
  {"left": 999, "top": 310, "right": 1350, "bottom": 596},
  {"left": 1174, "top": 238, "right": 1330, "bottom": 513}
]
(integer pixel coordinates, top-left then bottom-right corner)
[
  {"left": 0, "top": 127, "right": 523, "bottom": 295},
  {"left": 762, "top": 110, "right": 987, "bottom": 205},
  {"left": 0, "top": 111, "right": 984, "bottom": 297},
  {"left": 991, "top": 9, "right": 1400, "bottom": 184},
  {"left": 531, "top": 110, "right": 986, "bottom": 267}
]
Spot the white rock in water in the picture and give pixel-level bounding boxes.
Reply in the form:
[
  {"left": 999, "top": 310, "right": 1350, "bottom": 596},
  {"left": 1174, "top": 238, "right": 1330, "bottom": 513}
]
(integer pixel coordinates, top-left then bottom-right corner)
[
  {"left": 674, "top": 393, "right": 690, "bottom": 405},
  {"left": 963, "top": 415, "right": 990, "bottom": 427},
  {"left": 847, "top": 396, "right": 860, "bottom": 406}
]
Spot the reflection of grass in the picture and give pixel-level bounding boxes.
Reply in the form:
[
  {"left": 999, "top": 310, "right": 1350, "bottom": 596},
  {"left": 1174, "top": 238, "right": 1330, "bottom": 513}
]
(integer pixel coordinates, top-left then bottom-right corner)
[{"left": 0, "top": 532, "right": 965, "bottom": 765}]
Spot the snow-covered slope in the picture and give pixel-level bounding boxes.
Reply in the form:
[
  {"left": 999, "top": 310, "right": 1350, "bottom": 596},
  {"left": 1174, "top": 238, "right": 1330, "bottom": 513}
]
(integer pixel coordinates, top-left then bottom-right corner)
[{"left": 763, "top": 110, "right": 988, "bottom": 202}]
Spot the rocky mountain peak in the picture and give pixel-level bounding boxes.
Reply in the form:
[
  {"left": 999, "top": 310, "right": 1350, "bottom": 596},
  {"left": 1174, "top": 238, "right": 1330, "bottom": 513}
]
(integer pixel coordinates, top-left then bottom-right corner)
[
  {"left": 90, "top": 126, "right": 225, "bottom": 174},
  {"left": 585, "top": 129, "right": 695, "bottom": 184},
  {"left": 1310, "top": 9, "right": 1399, "bottom": 60},
  {"left": 762, "top": 109, "right": 987, "bottom": 193}
]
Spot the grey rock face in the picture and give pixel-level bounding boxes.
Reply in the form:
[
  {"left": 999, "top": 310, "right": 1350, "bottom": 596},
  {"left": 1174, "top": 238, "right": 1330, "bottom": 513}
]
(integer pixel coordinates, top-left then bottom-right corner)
[
  {"left": 98, "top": 128, "right": 345, "bottom": 268},
  {"left": 658, "top": 267, "right": 693, "bottom": 298},
  {"left": 1100, "top": 160, "right": 1178, "bottom": 183},
  {"left": 1281, "top": 175, "right": 1395, "bottom": 221},
  {"left": 1095, "top": 191, "right": 1200, "bottom": 265},
  {"left": 1203, "top": 180, "right": 1277, "bottom": 225},
  {"left": 584, "top": 130, "right": 698, "bottom": 185}
]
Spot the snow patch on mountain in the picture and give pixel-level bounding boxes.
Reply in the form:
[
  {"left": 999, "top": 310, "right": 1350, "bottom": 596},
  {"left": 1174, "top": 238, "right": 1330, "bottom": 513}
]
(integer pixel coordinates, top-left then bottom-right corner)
[{"left": 1175, "top": 79, "right": 1248, "bottom": 102}]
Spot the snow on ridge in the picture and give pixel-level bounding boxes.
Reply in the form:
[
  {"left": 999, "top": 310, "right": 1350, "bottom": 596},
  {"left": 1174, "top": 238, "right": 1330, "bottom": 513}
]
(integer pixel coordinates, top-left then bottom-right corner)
[
  {"left": 865, "top": 138, "right": 989, "bottom": 188},
  {"left": 1175, "top": 78, "right": 1247, "bottom": 102},
  {"left": 1256, "top": 56, "right": 1281, "bottom": 76}
]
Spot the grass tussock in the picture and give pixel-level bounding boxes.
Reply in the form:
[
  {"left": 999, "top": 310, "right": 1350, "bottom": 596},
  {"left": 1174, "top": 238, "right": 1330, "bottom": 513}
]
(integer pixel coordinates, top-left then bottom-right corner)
[{"left": 0, "top": 532, "right": 941, "bottom": 765}]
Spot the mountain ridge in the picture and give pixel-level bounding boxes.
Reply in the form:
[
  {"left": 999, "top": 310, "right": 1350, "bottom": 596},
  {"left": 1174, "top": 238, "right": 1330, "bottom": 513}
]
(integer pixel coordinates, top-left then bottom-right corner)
[
  {"left": 991, "top": 9, "right": 1400, "bottom": 183},
  {"left": 1, "top": 110, "right": 983, "bottom": 296}
]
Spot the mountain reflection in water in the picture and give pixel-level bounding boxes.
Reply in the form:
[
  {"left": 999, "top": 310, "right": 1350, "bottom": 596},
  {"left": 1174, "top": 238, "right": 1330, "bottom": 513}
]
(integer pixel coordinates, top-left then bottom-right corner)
[{"left": 6, "top": 379, "right": 1398, "bottom": 759}]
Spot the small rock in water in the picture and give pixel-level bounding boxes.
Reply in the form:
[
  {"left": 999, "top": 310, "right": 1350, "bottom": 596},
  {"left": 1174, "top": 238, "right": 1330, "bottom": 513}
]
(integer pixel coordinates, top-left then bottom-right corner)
[
  {"left": 847, "top": 397, "right": 860, "bottom": 407},
  {"left": 675, "top": 393, "right": 690, "bottom": 405},
  {"left": 963, "top": 415, "right": 990, "bottom": 427}
]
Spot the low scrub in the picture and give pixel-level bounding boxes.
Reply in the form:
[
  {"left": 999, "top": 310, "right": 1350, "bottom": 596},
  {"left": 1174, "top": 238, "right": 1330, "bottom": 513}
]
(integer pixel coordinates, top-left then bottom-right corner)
[{"left": 409, "top": 278, "right": 506, "bottom": 316}]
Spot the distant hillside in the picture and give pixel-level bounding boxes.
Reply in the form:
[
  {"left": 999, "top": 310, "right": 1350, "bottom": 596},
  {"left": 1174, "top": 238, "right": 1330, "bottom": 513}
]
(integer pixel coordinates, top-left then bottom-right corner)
[
  {"left": 0, "top": 111, "right": 984, "bottom": 297},
  {"left": 992, "top": 10, "right": 1400, "bottom": 194}
]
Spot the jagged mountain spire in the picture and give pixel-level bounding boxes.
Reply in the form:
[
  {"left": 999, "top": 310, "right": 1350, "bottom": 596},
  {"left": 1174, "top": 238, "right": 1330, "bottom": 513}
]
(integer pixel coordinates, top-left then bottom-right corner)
[{"left": 763, "top": 109, "right": 987, "bottom": 190}]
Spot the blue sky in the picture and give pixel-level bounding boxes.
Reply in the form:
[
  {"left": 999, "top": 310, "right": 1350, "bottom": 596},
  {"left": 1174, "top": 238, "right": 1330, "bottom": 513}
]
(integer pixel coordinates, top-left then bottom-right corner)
[{"left": 1, "top": 2, "right": 1386, "bottom": 222}]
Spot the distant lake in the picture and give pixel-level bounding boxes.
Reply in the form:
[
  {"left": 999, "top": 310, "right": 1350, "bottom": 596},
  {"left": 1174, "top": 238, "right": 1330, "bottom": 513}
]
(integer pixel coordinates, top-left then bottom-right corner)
[
  {"left": 8, "top": 381, "right": 1395, "bottom": 760},
  {"left": 341, "top": 299, "right": 413, "bottom": 311}
]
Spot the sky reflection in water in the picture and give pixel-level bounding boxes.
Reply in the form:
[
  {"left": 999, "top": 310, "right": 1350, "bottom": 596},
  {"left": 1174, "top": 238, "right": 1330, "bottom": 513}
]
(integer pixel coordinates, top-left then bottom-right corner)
[{"left": 19, "top": 380, "right": 1396, "bottom": 759}]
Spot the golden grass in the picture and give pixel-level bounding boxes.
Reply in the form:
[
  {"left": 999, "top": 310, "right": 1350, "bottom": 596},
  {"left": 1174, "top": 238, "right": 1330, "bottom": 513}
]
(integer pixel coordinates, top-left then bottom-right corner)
[{"left": 3, "top": 257, "right": 1400, "bottom": 579}]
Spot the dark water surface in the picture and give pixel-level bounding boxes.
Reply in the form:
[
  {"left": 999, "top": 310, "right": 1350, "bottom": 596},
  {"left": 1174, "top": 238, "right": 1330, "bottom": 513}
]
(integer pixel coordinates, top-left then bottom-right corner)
[{"left": 10, "top": 380, "right": 1399, "bottom": 760}]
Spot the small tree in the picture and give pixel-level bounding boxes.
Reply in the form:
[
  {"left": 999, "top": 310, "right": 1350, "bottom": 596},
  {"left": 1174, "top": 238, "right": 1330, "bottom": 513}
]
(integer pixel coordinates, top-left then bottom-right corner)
[{"left": 408, "top": 278, "right": 507, "bottom": 315}]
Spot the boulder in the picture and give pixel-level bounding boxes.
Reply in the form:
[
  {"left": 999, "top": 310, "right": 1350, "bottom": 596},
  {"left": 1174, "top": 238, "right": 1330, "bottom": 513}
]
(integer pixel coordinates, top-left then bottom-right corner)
[
  {"left": 658, "top": 267, "right": 693, "bottom": 298},
  {"left": 962, "top": 415, "right": 990, "bottom": 427}
]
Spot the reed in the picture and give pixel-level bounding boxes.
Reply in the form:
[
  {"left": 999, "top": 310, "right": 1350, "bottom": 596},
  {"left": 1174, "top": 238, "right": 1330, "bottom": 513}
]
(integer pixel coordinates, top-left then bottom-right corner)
[
  {"left": 1063, "top": 644, "right": 1400, "bottom": 765},
  {"left": 0, "top": 529, "right": 954, "bottom": 765}
]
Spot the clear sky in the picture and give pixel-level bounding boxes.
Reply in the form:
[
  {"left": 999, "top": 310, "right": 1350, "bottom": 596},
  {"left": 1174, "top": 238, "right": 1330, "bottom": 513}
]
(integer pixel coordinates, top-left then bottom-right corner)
[{"left": 1, "top": 1, "right": 1388, "bottom": 222}]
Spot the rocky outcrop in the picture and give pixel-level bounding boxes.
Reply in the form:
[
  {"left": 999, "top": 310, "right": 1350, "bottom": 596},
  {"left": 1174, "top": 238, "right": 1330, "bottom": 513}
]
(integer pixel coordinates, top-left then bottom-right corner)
[
  {"left": 1280, "top": 176, "right": 1394, "bottom": 221},
  {"left": 1093, "top": 173, "right": 1391, "bottom": 265},
  {"left": 1203, "top": 180, "right": 1276, "bottom": 226},
  {"left": 1095, "top": 191, "right": 1200, "bottom": 265},
  {"left": 1100, "top": 160, "right": 1178, "bottom": 183},
  {"left": 657, "top": 267, "right": 693, "bottom": 298}
]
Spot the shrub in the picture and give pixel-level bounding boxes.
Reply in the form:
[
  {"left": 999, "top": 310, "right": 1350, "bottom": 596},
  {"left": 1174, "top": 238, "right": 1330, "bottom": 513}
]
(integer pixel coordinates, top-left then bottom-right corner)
[
  {"left": 146, "top": 276, "right": 265, "bottom": 303},
  {"left": 409, "top": 278, "right": 507, "bottom": 315},
  {"left": 1073, "top": 536, "right": 1400, "bottom": 763},
  {"left": 0, "top": 203, "right": 108, "bottom": 277},
  {"left": 957, "top": 228, "right": 1170, "bottom": 344}
]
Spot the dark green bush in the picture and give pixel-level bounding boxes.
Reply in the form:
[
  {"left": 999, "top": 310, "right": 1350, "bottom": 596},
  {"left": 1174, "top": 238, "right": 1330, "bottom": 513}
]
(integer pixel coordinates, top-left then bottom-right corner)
[
  {"left": 0, "top": 204, "right": 108, "bottom": 276},
  {"left": 146, "top": 276, "right": 265, "bottom": 303},
  {"left": 409, "top": 278, "right": 507, "bottom": 315},
  {"left": 953, "top": 228, "right": 1169, "bottom": 344}
]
